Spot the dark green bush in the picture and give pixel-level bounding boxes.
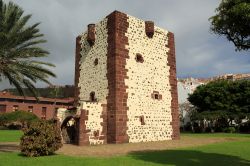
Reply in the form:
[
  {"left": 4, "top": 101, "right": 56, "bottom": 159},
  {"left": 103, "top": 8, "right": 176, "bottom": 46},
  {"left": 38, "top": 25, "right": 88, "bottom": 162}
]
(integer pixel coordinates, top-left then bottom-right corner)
[
  {"left": 239, "top": 121, "right": 250, "bottom": 133},
  {"left": 223, "top": 127, "right": 236, "bottom": 133},
  {"left": 0, "top": 111, "right": 39, "bottom": 129},
  {"left": 20, "top": 120, "right": 62, "bottom": 157},
  {"left": 205, "top": 127, "right": 213, "bottom": 133},
  {"left": 192, "top": 123, "right": 202, "bottom": 133},
  {"left": 183, "top": 122, "right": 192, "bottom": 132}
]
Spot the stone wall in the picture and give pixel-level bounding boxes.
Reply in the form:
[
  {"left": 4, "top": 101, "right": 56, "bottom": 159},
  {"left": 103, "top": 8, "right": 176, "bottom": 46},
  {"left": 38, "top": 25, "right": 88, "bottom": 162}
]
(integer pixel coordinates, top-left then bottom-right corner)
[
  {"left": 76, "top": 18, "right": 108, "bottom": 145},
  {"left": 75, "top": 11, "right": 179, "bottom": 145},
  {"left": 78, "top": 18, "right": 108, "bottom": 103},
  {"left": 125, "top": 15, "right": 173, "bottom": 142},
  {"left": 81, "top": 102, "right": 107, "bottom": 145}
]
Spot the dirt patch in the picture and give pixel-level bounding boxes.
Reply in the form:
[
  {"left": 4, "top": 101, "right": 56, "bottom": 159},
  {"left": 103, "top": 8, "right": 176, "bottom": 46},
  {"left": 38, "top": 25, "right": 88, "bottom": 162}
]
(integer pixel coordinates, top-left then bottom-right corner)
[{"left": 57, "top": 136, "right": 240, "bottom": 157}]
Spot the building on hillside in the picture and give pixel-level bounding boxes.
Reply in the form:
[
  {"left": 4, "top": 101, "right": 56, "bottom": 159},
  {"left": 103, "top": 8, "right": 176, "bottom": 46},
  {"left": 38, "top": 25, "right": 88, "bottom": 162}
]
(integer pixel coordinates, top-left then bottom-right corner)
[
  {"left": 177, "top": 77, "right": 206, "bottom": 104},
  {"left": 4, "top": 85, "right": 75, "bottom": 99},
  {"left": 211, "top": 73, "right": 250, "bottom": 81},
  {"left": 70, "top": 10, "right": 179, "bottom": 146},
  {"left": 178, "top": 73, "right": 250, "bottom": 106},
  {"left": 177, "top": 78, "right": 205, "bottom": 126},
  {"left": 0, "top": 91, "right": 74, "bottom": 120}
]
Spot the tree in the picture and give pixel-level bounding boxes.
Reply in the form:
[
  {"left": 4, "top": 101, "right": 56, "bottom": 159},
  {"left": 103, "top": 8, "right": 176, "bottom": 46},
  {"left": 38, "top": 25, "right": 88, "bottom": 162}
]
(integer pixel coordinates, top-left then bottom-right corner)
[
  {"left": 188, "top": 80, "right": 250, "bottom": 132},
  {"left": 209, "top": 0, "right": 250, "bottom": 51},
  {"left": 188, "top": 80, "right": 250, "bottom": 115},
  {"left": 0, "top": 0, "right": 56, "bottom": 97}
]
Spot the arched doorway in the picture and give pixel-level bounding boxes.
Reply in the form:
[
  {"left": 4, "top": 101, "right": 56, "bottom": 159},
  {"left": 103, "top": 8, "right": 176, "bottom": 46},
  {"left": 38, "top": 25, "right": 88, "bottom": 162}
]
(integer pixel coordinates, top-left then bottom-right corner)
[{"left": 61, "top": 116, "right": 77, "bottom": 144}]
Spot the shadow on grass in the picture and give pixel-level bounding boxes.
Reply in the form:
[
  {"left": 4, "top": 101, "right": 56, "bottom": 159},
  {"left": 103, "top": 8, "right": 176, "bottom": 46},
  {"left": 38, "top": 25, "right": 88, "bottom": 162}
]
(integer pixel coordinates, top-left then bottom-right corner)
[{"left": 129, "top": 149, "right": 250, "bottom": 166}]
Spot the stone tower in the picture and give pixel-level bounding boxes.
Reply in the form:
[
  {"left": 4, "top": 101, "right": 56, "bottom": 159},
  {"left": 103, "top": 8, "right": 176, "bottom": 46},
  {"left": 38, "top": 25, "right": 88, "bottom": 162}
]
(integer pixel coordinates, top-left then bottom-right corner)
[{"left": 74, "top": 11, "right": 179, "bottom": 145}]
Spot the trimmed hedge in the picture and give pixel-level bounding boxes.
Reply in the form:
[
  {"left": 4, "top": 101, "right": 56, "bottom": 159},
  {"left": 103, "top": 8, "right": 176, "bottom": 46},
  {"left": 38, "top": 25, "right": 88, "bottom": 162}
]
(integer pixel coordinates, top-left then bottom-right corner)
[{"left": 20, "top": 120, "right": 62, "bottom": 157}]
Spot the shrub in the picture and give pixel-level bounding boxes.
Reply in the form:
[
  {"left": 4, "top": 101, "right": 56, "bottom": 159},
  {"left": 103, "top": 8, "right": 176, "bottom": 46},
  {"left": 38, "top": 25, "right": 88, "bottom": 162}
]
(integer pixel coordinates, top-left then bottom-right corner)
[
  {"left": 192, "top": 122, "right": 202, "bottom": 133},
  {"left": 205, "top": 127, "right": 213, "bottom": 133},
  {"left": 0, "top": 111, "right": 39, "bottom": 129},
  {"left": 223, "top": 127, "right": 236, "bottom": 133},
  {"left": 20, "top": 120, "right": 62, "bottom": 157},
  {"left": 183, "top": 122, "right": 192, "bottom": 132},
  {"left": 239, "top": 121, "right": 250, "bottom": 133}
]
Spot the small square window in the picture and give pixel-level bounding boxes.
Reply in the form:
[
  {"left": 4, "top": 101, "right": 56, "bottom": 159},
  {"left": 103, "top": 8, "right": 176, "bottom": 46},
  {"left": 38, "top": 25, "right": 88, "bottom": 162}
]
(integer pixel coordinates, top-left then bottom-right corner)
[
  {"left": 135, "top": 53, "right": 144, "bottom": 63},
  {"left": 151, "top": 91, "right": 162, "bottom": 100},
  {"left": 13, "top": 105, "right": 18, "bottom": 112},
  {"left": 28, "top": 106, "right": 33, "bottom": 113}
]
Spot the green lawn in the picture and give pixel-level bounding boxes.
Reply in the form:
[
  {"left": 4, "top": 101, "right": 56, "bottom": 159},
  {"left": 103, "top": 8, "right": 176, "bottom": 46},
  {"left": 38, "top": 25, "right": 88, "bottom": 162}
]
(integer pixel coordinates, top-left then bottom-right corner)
[
  {"left": 0, "top": 132, "right": 250, "bottom": 166},
  {"left": 0, "top": 130, "right": 22, "bottom": 142},
  {"left": 181, "top": 133, "right": 250, "bottom": 138}
]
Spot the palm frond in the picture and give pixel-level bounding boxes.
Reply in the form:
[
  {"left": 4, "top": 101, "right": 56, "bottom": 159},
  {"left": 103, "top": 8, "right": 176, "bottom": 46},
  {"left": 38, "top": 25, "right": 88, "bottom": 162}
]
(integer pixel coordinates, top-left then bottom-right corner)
[{"left": 0, "top": 0, "right": 56, "bottom": 98}]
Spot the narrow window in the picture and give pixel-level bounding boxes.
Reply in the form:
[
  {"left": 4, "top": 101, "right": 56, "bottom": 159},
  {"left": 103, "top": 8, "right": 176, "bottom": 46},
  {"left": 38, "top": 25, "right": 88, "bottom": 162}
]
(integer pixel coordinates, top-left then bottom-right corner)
[
  {"left": 42, "top": 107, "right": 47, "bottom": 120},
  {"left": 90, "top": 92, "right": 97, "bottom": 102},
  {"left": 94, "top": 58, "right": 98, "bottom": 66},
  {"left": 140, "top": 116, "right": 145, "bottom": 125},
  {"left": 0, "top": 105, "right": 6, "bottom": 113}
]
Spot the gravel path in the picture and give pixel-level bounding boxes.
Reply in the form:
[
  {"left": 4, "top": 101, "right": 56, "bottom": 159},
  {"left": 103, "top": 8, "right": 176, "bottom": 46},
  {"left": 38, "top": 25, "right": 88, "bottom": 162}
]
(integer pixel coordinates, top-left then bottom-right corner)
[
  {"left": 57, "top": 136, "right": 239, "bottom": 157},
  {"left": 0, "top": 137, "right": 240, "bottom": 157}
]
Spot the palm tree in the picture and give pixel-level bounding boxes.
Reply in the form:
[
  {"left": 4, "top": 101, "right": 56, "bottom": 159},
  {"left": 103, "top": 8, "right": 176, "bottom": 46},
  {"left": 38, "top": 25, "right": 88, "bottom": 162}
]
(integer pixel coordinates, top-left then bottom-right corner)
[{"left": 0, "top": 0, "right": 56, "bottom": 97}]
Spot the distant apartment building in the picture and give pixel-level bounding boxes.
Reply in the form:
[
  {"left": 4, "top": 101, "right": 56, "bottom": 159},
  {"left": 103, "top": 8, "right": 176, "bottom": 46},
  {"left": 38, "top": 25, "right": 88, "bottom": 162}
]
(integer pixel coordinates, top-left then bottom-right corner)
[{"left": 0, "top": 91, "right": 74, "bottom": 120}]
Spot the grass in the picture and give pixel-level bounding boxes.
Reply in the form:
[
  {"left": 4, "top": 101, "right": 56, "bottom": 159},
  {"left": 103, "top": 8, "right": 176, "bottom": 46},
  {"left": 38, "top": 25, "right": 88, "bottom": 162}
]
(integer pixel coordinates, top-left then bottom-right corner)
[
  {"left": 181, "top": 133, "right": 250, "bottom": 138},
  {"left": 0, "top": 132, "right": 250, "bottom": 166},
  {"left": 0, "top": 130, "right": 22, "bottom": 142}
]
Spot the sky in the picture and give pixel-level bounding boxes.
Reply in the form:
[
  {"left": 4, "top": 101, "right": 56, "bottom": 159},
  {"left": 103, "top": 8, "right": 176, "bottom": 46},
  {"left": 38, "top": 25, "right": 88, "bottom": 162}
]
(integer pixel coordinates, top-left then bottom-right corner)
[{"left": 1, "top": 0, "right": 250, "bottom": 90}]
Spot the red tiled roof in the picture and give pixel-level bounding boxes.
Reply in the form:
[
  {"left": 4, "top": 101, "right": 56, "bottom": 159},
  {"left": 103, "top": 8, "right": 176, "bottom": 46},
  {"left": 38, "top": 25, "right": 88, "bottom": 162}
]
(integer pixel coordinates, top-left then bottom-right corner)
[{"left": 0, "top": 91, "right": 74, "bottom": 103}]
